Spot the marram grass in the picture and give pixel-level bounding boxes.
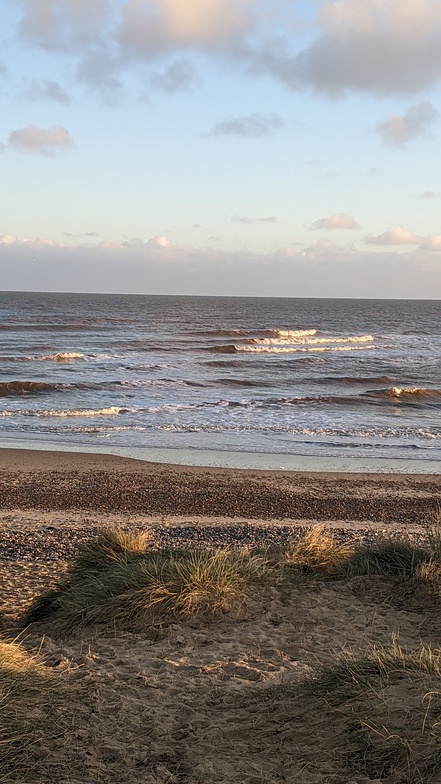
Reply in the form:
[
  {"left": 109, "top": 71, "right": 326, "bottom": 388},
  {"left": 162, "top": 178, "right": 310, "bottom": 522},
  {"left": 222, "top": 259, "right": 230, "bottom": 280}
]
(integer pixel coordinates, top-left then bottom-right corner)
[
  {"left": 25, "top": 518, "right": 441, "bottom": 632},
  {"left": 0, "top": 640, "right": 65, "bottom": 782},
  {"left": 25, "top": 542, "right": 271, "bottom": 631},
  {"left": 282, "top": 525, "right": 354, "bottom": 574}
]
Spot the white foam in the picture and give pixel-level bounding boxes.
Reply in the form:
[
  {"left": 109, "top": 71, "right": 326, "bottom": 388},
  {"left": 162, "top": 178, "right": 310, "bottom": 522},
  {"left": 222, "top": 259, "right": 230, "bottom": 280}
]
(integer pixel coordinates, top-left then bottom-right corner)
[{"left": 31, "top": 406, "right": 124, "bottom": 418}]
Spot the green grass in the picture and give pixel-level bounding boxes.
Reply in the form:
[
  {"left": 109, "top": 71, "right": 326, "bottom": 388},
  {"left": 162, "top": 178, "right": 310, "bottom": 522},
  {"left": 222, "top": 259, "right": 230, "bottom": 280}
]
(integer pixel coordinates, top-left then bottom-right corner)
[{"left": 334, "top": 537, "right": 430, "bottom": 579}]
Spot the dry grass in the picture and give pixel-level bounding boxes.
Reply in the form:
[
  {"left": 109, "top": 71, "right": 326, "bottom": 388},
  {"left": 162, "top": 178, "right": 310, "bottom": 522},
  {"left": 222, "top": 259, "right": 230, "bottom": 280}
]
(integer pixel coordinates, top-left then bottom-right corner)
[
  {"left": 24, "top": 544, "right": 270, "bottom": 631},
  {"left": 8, "top": 523, "right": 441, "bottom": 782},
  {"left": 0, "top": 640, "right": 66, "bottom": 782},
  {"left": 243, "top": 640, "right": 441, "bottom": 783},
  {"left": 282, "top": 526, "right": 354, "bottom": 574}
]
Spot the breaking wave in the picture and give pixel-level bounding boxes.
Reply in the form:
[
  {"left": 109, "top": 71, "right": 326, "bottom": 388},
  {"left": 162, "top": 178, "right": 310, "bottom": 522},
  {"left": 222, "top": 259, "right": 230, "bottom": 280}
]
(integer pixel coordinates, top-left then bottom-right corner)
[
  {"left": 363, "top": 387, "right": 441, "bottom": 404},
  {"left": 25, "top": 406, "right": 125, "bottom": 418}
]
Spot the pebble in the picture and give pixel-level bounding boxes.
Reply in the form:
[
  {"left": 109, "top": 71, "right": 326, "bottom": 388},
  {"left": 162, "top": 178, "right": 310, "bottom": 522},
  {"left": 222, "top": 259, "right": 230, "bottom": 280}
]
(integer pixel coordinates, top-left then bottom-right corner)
[{"left": 0, "top": 523, "right": 431, "bottom": 562}]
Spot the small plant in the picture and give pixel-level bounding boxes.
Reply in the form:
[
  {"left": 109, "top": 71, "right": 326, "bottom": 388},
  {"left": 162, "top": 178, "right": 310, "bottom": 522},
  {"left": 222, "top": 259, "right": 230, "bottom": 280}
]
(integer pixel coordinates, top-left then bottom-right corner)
[
  {"left": 72, "top": 527, "right": 152, "bottom": 571},
  {"left": 283, "top": 526, "right": 354, "bottom": 575}
]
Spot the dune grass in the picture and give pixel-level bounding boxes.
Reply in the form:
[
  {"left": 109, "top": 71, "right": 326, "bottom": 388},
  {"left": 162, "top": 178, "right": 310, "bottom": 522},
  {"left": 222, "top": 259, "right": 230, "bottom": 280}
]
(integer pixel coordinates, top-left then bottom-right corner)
[
  {"left": 300, "top": 641, "right": 441, "bottom": 782},
  {"left": 24, "top": 522, "right": 441, "bottom": 631},
  {"left": 0, "top": 640, "right": 65, "bottom": 782},
  {"left": 242, "top": 640, "right": 441, "bottom": 784},
  {"left": 282, "top": 526, "right": 355, "bottom": 575},
  {"left": 25, "top": 532, "right": 271, "bottom": 631}
]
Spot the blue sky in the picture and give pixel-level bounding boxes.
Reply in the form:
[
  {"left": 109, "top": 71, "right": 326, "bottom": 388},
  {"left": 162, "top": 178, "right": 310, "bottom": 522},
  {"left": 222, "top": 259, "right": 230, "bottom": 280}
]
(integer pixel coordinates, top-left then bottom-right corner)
[{"left": 1, "top": 0, "right": 441, "bottom": 297}]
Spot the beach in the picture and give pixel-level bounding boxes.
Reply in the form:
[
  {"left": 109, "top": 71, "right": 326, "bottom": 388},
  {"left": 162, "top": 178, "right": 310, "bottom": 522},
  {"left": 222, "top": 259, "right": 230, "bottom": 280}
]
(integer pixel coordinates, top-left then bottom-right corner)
[{"left": 2, "top": 447, "right": 441, "bottom": 783}]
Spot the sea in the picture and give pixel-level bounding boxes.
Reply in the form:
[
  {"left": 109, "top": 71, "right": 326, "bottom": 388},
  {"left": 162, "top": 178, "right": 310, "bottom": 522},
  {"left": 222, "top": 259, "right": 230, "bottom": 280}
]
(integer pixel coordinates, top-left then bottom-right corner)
[{"left": 0, "top": 292, "right": 440, "bottom": 472}]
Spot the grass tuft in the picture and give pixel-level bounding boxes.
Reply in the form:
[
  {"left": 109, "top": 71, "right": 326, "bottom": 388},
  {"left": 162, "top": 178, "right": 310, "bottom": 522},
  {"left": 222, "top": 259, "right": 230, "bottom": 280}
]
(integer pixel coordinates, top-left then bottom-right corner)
[
  {"left": 24, "top": 536, "right": 270, "bottom": 631},
  {"left": 282, "top": 526, "right": 354, "bottom": 575},
  {"left": 334, "top": 537, "right": 429, "bottom": 579},
  {"left": 0, "top": 640, "right": 65, "bottom": 781}
]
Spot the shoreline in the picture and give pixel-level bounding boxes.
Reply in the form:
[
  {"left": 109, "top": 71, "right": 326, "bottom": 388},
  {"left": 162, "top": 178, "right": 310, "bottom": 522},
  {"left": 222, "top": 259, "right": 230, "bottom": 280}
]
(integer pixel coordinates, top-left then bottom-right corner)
[
  {"left": 0, "top": 447, "right": 439, "bottom": 528},
  {"left": 0, "top": 439, "right": 440, "bottom": 474}
]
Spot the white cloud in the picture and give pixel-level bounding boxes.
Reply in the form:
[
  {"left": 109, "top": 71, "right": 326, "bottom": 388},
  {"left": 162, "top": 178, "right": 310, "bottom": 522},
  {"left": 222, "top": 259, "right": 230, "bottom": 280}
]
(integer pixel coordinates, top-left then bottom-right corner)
[
  {"left": 6, "top": 125, "right": 74, "bottom": 155},
  {"left": 231, "top": 215, "right": 277, "bottom": 224},
  {"left": 310, "top": 214, "right": 360, "bottom": 230},
  {"left": 118, "top": 0, "right": 255, "bottom": 58},
  {"left": 365, "top": 226, "right": 441, "bottom": 250},
  {"left": 18, "top": 0, "right": 111, "bottom": 50},
  {"left": 206, "top": 112, "right": 285, "bottom": 137},
  {"left": 252, "top": 0, "right": 441, "bottom": 96},
  {"left": 15, "top": 1, "right": 441, "bottom": 98},
  {"left": 377, "top": 101, "right": 438, "bottom": 145},
  {"left": 307, "top": 238, "right": 338, "bottom": 252}
]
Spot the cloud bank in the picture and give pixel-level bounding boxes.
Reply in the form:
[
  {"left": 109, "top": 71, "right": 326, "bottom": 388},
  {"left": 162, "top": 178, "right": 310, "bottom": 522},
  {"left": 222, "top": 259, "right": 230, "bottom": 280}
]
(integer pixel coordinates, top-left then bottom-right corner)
[{"left": 1, "top": 233, "right": 440, "bottom": 298}]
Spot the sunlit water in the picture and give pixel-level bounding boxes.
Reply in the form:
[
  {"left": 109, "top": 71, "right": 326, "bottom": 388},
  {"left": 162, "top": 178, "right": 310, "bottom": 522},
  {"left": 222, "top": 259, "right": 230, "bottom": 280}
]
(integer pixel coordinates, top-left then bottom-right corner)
[{"left": 0, "top": 292, "right": 440, "bottom": 466}]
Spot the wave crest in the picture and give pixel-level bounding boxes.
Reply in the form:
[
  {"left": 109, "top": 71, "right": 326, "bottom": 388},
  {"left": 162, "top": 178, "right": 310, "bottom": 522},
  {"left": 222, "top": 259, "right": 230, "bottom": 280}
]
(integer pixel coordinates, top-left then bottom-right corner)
[
  {"left": 0, "top": 381, "right": 57, "bottom": 396},
  {"left": 365, "top": 387, "right": 441, "bottom": 404}
]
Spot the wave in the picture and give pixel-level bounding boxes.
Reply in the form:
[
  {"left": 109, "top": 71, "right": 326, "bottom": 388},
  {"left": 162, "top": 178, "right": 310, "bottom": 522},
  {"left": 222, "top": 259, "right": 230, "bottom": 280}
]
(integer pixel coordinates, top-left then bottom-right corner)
[
  {"left": 0, "top": 381, "right": 59, "bottom": 396},
  {"left": 316, "top": 375, "right": 394, "bottom": 385},
  {"left": 0, "top": 352, "right": 85, "bottom": 362},
  {"left": 212, "top": 343, "right": 374, "bottom": 355},
  {"left": 191, "top": 328, "right": 318, "bottom": 338},
  {"left": 213, "top": 378, "right": 271, "bottom": 388},
  {"left": 241, "top": 334, "right": 374, "bottom": 348},
  {"left": 363, "top": 387, "right": 441, "bottom": 404},
  {"left": 24, "top": 406, "right": 125, "bottom": 418}
]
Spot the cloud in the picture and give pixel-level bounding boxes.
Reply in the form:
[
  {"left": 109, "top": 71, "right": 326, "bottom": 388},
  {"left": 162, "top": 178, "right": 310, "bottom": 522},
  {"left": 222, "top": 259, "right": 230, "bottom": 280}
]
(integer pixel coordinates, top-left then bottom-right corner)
[
  {"left": 377, "top": 101, "right": 438, "bottom": 145},
  {"left": 13, "top": 0, "right": 441, "bottom": 99},
  {"left": 365, "top": 226, "right": 441, "bottom": 251},
  {"left": 206, "top": 112, "right": 285, "bottom": 138},
  {"left": 251, "top": 0, "right": 441, "bottom": 96},
  {"left": 419, "top": 191, "right": 440, "bottom": 199},
  {"left": 18, "top": 0, "right": 111, "bottom": 50},
  {"left": 23, "top": 78, "right": 72, "bottom": 105},
  {"left": 1, "top": 233, "right": 440, "bottom": 298},
  {"left": 231, "top": 216, "right": 253, "bottom": 224},
  {"left": 307, "top": 238, "right": 339, "bottom": 252},
  {"left": 118, "top": 0, "right": 256, "bottom": 58},
  {"left": 64, "top": 231, "right": 100, "bottom": 238},
  {"left": 150, "top": 58, "right": 198, "bottom": 93},
  {"left": 6, "top": 125, "right": 74, "bottom": 156},
  {"left": 231, "top": 215, "right": 277, "bottom": 224},
  {"left": 310, "top": 213, "right": 360, "bottom": 230}
]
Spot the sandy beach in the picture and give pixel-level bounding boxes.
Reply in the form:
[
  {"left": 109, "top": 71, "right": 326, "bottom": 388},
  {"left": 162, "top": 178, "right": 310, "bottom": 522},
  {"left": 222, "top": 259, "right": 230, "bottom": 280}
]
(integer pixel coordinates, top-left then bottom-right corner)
[{"left": 2, "top": 447, "right": 441, "bottom": 783}]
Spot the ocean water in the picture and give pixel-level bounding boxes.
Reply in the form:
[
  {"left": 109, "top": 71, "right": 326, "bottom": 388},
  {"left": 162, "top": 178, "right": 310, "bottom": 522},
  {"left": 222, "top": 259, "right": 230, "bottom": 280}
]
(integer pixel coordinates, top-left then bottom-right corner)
[{"left": 0, "top": 292, "right": 440, "bottom": 468}]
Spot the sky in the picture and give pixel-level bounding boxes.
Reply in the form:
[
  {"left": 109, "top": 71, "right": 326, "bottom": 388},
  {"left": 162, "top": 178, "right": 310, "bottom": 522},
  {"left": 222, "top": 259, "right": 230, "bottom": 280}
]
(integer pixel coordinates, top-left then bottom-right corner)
[{"left": 1, "top": 0, "right": 441, "bottom": 298}]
